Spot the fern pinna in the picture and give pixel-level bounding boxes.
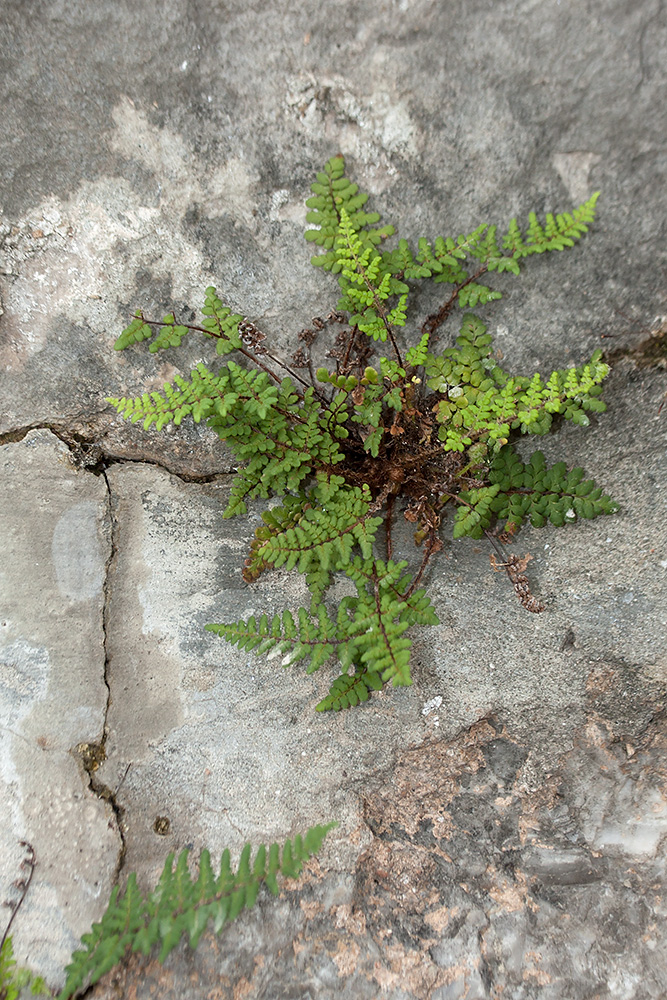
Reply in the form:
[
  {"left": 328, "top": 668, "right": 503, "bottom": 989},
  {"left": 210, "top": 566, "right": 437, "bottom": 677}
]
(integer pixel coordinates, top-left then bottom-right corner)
[{"left": 109, "top": 156, "right": 617, "bottom": 711}]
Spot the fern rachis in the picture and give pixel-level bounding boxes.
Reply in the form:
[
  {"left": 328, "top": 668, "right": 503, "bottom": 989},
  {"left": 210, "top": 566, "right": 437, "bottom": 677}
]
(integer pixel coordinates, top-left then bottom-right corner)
[{"left": 0, "top": 826, "right": 334, "bottom": 1000}]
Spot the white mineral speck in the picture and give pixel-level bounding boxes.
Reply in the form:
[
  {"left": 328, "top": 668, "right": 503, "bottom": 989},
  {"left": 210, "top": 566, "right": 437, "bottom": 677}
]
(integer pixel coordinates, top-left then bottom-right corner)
[{"left": 422, "top": 696, "right": 443, "bottom": 716}]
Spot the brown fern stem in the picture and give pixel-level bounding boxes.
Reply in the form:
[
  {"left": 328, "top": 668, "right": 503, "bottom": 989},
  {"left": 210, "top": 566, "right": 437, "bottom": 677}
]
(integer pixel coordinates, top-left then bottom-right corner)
[
  {"left": 422, "top": 266, "right": 488, "bottom": 339},
  {"left": 0, "top": 842, "right": 36, "bottom": 958},
  {"left": 402, "top": 527, "right": 441, "bottom": 599},
  {"left": 132, "top": 315, "right": 307, "bottom": 394}
]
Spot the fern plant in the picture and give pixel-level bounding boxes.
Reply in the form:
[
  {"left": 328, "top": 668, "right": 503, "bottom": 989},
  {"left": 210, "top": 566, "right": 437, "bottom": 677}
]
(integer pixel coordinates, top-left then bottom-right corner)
[
  {"left": 0, "top": 938, "right": 48, "bottom": 1000},
  {"left": 59, "top": 823, "right": 334, "bottom": 1000},
  {"left": 0, "top": 827, "right": 333, "bottom": 1000},
  {"left": 109, "top": 156, "right": 617, "bottom": 710}
]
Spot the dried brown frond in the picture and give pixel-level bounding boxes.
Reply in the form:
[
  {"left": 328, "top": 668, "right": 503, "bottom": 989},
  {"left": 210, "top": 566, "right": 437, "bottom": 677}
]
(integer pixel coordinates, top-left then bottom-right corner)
[
  {"left": 490, "top": 552, "right": 545, "bottom": 613},
  {"left": 238, "top": 319, "right": 268, "bottom": 354},
  {"left": 290, "top": 346, "right": 309, "bottom": 368}
]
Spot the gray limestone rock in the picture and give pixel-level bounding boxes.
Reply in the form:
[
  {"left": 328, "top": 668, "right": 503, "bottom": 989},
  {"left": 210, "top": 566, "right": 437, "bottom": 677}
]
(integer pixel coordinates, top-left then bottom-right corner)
[
  {"left": 87, "top": 715, "right": 667, "bottom": 1000},
  {"left": 0, "top": 431, "right": 120, "bottom": 983},
  {"left": 0, "top": 0, "right": 665, "bottom": 996},
  {"left": 99, "top": 461, "right": 426, "bottom": 884}
]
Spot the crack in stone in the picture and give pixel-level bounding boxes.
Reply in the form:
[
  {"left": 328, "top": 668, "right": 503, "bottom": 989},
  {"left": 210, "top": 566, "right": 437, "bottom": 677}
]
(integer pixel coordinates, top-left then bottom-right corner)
[
  {"left": 0, "top": 421, "right": 235, "bottom": 887},
  {"left": 73, "top": 467, "right": 128, "bottom": 885},
  {"left": 604, "top": 318, "right": 667, "bottom": 370},
  {"left": 0, "top": 421, "right": 237, "bottom": 481}
]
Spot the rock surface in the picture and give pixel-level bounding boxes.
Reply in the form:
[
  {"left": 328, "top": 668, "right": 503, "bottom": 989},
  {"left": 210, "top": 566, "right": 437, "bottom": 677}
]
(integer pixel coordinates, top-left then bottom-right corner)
[
  {"left": 89, "top": 716, "right": 667, "bottom": 1000},
  {"left": 0, "top": 0, "right": 665, "bottom": 997},
  {"left": 0, "top": 431, "right": 119, "bottom": 980}
]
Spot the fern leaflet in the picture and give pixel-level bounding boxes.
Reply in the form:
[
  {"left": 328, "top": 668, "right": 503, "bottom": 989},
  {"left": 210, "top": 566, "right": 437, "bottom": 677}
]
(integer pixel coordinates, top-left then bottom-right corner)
[
  {"left": 315, "top": 664, "right": 384, "bottom": 712},
  {"left": 0, "top": 937, "right": 48, "bottom": 999}
]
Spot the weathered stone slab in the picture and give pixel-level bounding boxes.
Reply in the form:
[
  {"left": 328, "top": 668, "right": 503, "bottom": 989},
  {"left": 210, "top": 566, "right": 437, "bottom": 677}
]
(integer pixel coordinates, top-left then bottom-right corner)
[
  {"left": 99, "top": 460, "right": 428, "bottom": 885},
  {"left": 83, "top": 359, "right": 665, "bottom": 997},
  {"left": 1, "top": 0, "right": 665, "bottom": 477},
  {"left": 0, "top": 0, "right": 665, "bottom": 994},
  {"left": 89, "top": 714, "right": 667, "bottom": 1000},
  {"left": 0, "top": 430, "right": 120, "bottom": 984}
]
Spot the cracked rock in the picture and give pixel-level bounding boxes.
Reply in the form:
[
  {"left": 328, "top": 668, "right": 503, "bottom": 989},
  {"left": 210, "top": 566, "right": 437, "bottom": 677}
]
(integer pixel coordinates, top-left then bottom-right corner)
[
  {"left": 1, "top": 0, "right": 666, "bottom": 995},
  {"left": 97, "top": 460, "right": 427, "bottom": 886},
  {"left": 87, "top": 715, "right": 667, "bottom": 1000},
  {"left": 0, "top": 430, "right": 120, "bottom": 985}
]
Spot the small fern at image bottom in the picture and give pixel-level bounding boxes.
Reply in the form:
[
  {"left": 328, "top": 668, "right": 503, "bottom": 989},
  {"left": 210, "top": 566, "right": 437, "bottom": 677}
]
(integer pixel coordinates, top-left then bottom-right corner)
[
  {"left": 0, "top": 936, "right": 49, "bottom": 999},
  {"left": 59, "top": 823, "right": 336, "bottom": 1000}
]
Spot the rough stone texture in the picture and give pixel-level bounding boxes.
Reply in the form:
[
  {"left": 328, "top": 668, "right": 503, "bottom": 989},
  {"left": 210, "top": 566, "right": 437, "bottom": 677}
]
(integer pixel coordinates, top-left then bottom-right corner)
[
  {"left": 0, "top": 431, "right": 120, "bottom": 981},
  {"left": 100, "top": 461, "right": 428, "bottom": 883},
  {"left": 91, "top": 363, "right": 666, "bottom": 1000},
  {"left": 0, "top": 0, "right": 666, "bottom": 997},
  {"left": 89, "top": 715, "right": 667, "bottom": 1000},
  {"left": 1, "top": 0, "right": 665, "bottom": 473}
]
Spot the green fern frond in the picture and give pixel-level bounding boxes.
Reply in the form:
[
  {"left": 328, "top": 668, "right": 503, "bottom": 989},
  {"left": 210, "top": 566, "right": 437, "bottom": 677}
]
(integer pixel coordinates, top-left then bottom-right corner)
[
  {"left": 488, "top": 447, "right": 618, "bottom": 531},
  {"left": 384, "top": 238, "right": 433, "bottom": 279},
  {"left": 110, "top": 371, "right": 348, "bottom": 518},
  {"left": 305, "top": 156, "right": 394, "bottom": 269},
  {"left": 59, "top": 825, "right": 336, "bottom": 1000},
  {"left": 457, "top": 282, "right": 502, "bottom": 309},
  {"left": 451, "top": 447, "right": 618, "bottom": 538},
  {"left": 451, "top": 484, "right": 502, "bottom": 539},
  {"left": 219, "top": 388, "right": 345, "bottom": 517},
  {"left": 424, "top": 312, "right": 502, "bottom": 395},
  {"left": 467, "top": 224, "right": 502, "bottom": 262},
  {"left": 342, "top": 557, "right": 439, "bottom": 686},
  {"left": 146, "top": 315, "right": 193, "bottom": 353},
  {"left": 403, "top": 194, "right": 600, "bottom": 302},
  {"left": 246, "top": 476, "right": 382, "bottom": 579},
  {"left": 109, "top": 154, "right": 614, "bottom": 709},
  {"left": 422, "top": 228, "right": 487, "bottom": 290},
  {"left": 511, "top": 193, "right": 600, "bottom": 257},
  {"left": 315, "top": 664, "right": 384, "bottom": 712},
  {"left": 200, "top": 286, "right": 244, "bottom": 354},
  {"left": 114, "top": 288, "right": 244, "bottom": 356},
  {"left": 413, "top": 237, "right": 445, "bottom": 276},
  {"left": 208, "top": 557, "right": 438, "bottom": 690},
  {"left": 426, "top": 315, "right": 609, "bottom": 453},
  {"left": 107, "top": 360, "right": 289, "bottom": 430},
  {"left": 0, "top": 937, "right": 49, "bottom": 999},
  {"left": 206, "top": 604, "right": 339, "bottom": 674},
  {"left": 114, "top": 311, "right": 159, "bottom": 351},
  {"left": 332, "top": 208, "right": 405, "bottom": 342},
  {"left": 107, "top": 361, "right": 254, "bottom": 430},
  {"left": 406, "top": 331, "right": 430, "bottom": 367},
  {"left": 243, "top": 493, "right": 313, "bottom": 583}
]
